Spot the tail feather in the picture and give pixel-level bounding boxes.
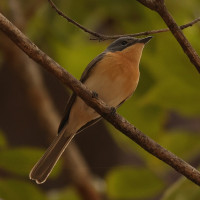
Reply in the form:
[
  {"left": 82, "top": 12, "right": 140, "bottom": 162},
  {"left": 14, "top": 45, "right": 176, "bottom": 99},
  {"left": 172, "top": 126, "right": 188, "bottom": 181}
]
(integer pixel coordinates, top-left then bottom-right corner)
[{"left": 29, "top": 133, "right": 74, "bottom": 184}]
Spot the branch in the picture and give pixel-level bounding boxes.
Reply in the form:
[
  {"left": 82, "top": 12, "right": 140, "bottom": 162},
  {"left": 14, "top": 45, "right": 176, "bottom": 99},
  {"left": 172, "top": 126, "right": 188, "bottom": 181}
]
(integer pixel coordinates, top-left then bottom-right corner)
[
  {"left": 137, "top": 0, "right": 200, "bottom": 73},
  {"left": 48, "top": 0, "right": 105, "bottom": 40},
  {"left": 48, "top": 0, "right": 200, "bottom": 40},
  {"left": 0, "top": 12, "right": 200, "bottom": 186},
  {"left": 2, "top": 47, "right": 101, "bottom": 200},
  {"left": 48, "top": 0, "right": 200, "bottom": 73},
  {"left": 1, "top": 2, "right": 101, "bottom": 199}
]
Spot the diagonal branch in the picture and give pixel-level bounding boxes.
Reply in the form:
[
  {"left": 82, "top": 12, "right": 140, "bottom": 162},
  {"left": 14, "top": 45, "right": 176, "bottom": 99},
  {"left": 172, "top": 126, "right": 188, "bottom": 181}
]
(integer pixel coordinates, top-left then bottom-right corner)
[
  {"left": 48, "top": 0, "right": 200, "bottom": 40},
  {"left": 0, "top": 12, "right": 200, "bottom": 186},
  {"left": 137, "top": 0, "right": 200, "bottom": 73},
  {"left": 48, "top": 0, "right": 200, "bottom": 73},
  {"left": 2, "top": 1, "right": 101, "bottom": 198},
  {"left": 1, "top": 41, "right": 101, "bottom": 200},
  {"left": 48, "top": 0, "right": 105, "bottom": 40}
]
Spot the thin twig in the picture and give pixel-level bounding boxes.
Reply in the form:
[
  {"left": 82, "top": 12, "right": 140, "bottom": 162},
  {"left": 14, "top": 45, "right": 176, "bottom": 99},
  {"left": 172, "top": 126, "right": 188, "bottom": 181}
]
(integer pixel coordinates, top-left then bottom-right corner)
[
  {"left": 137, "top": 0, "right": 200, "bottom": 73},
  {"left": 48, "top": 0, "right": 106, "bottom": 40},
  {"left": 48, "top": 0, "right": 200, "bottom": 40},
  {"left": 0, "top": 12, "right": 200, "bottom": 186}
]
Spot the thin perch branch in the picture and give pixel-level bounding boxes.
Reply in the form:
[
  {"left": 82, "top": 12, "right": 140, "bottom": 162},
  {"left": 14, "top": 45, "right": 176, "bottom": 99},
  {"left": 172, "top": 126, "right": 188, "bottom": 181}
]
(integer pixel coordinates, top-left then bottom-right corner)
[
  {"left": 137, "top": 0, "right": 200, "bottom": 73},
  {"left": 48, "top": 0, "right": 200, "bottom": 73},
  {"left": 48, "top": 0, "right": 200, "bottom": 40},
  {"left": 0, "top": 12, "right": 200, "bottom": 186},
  {"left": 48, "top": 0, "right": 105, "bottom": 40}
]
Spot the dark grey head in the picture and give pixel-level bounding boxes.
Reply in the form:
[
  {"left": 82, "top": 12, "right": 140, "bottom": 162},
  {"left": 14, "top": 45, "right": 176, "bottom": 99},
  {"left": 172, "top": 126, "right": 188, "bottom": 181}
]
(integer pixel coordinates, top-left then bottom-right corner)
[{"left": 107, "top": 36, "right": 152, "bottom": 52}]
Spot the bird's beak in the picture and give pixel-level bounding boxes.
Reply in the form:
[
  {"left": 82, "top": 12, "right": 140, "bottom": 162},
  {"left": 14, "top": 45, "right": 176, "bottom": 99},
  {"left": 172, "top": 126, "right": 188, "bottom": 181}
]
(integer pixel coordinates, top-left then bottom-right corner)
[{"left": 138, "top": 36, "right": 152, "bottom": 44}]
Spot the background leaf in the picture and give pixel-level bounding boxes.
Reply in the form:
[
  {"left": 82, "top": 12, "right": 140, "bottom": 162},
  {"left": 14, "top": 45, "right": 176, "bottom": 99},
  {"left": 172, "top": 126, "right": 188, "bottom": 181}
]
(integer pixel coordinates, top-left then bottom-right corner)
[
  {"left": 0, "top": 0, "right": 200, "bottom": 199},
  {"left": 0, "top": 147, "right": 61, "bottom": 178},
  {"left": 106, "top": 166, "right": 165, "bottom": 199},
  {"left": 0, "top": 179, "right": 46, "bottom": 200},
  {"left": 48, "top": 187, "right": 81, "bottom": 200},
  {"left": 161, "top": 177, "right": 200, "bottom": 200}
]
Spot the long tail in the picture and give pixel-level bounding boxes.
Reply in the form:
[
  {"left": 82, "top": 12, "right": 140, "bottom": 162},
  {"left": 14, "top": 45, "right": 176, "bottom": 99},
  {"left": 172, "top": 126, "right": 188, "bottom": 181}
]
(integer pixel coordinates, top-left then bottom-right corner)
[{"left": 29, "top": 132, "right": 75, "bottom": 184}]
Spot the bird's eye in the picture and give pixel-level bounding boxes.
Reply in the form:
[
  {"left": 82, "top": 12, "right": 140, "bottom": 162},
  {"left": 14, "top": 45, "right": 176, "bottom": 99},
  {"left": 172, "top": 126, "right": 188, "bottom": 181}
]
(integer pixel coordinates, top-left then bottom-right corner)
[{"left": 121, "top": 41, "right": 128, "bottom": 45}]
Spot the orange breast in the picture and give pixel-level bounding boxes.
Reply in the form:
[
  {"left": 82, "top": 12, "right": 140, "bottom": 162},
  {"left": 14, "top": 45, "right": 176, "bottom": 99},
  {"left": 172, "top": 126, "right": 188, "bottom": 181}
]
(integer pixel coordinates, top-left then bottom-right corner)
[
  {"left": 84, "top": 49, "right": 141, "bottom": 106},
  {"left": 66, "top": 44, "right": 144, "bottom": 132}
]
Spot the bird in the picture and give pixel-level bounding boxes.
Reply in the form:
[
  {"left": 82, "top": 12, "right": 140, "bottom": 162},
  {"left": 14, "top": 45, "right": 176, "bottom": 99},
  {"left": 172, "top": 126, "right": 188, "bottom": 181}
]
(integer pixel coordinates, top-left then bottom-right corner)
[{"left": 29, "top": 36, "right": 152, "bottom": 184}]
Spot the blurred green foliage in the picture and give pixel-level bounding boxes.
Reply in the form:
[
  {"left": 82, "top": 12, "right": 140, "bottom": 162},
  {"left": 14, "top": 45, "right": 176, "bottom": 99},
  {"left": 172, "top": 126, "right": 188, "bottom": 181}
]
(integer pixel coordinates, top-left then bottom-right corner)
[
  {"left": 0, "top": 0, "right": 200, "bottom": 199},
  {"left": 48, "top": 187, "right": 81, "bottom": 200},
  {"left": 0, "top": 147, "right": 45, "bottom": 176},
  {"left": 0, "top": 147, "right": 61, "bottom": 177},
  {"left": 161, "top": 176, "right": 200, "bottom": 200},
  {"left": 106, "top": 166, "right": 165, "bottom": 199},
  {"left": 0, "top": 179, "right": 47, "bottom": 200}
]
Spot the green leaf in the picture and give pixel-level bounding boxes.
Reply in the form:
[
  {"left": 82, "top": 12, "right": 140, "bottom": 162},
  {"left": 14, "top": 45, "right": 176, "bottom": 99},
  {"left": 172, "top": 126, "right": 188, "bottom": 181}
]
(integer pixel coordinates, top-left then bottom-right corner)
[
  {"left": 106, "top": 102, "right": 165, "bottom": 158},
  {"left": 139, "top": 77, "right": 200, "bottom": 116},
  {"left": 161, "top": 177, "right": 200, "bottom": 200},
  {"left": 158, "top": 131, "right": 200, "bottom": 160},
  {"left": 52, "top": 34, "right": 106, "bottom": 80},
  {"left": 0, "top": 179, "right": 46, "bottom": 200},
  {"left": 106, "top": 166, "right": 165, "bottom": 199},
  {"left": 0, "top": 147, "right": 61, "bottom": 178},
  {"left": 144, "top": 131, "right": 200, "bottom": 174}
]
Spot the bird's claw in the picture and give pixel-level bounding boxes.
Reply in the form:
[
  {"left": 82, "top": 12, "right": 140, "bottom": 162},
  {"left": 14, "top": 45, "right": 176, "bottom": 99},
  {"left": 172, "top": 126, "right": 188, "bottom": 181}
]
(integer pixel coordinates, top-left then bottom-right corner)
[
  {"left": 92, "top": 91, "right": 98, "bottom": 98},
  {"left": 110, "top": 107, "right": 116, "bottom": 115}
]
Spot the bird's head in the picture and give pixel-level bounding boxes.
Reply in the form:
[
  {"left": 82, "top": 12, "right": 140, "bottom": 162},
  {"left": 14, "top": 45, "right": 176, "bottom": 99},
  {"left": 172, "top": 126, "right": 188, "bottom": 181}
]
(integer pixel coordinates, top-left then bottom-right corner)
[{"left": 107, "top": 36, "right": 152, "bottom": 52}]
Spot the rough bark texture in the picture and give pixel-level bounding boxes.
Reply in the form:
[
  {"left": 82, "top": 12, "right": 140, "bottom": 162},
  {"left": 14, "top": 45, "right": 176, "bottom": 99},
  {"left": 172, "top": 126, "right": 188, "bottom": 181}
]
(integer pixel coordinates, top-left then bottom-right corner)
[
  {"left": 137, "top": 0, "right": 200, "bottom": 73},
  {"left": 0, "top": 12, "right": 200, "bottom": 186}
]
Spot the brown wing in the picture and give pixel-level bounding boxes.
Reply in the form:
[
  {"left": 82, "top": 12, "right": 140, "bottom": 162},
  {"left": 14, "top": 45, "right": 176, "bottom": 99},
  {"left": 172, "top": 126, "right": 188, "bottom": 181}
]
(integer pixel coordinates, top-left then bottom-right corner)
[
  {"left": 79, "top": 52, "right": 106, "bottom": 82},
  {"left": 58, "top": 93, "right": 76, "bottom": 133},
  {"left": 58, "top": 52, "right": 106, "bottom": 134}
]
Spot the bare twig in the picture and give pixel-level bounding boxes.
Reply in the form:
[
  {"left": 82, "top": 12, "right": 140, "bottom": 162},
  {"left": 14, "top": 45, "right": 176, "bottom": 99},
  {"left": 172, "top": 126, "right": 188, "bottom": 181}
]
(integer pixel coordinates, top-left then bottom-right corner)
[
  {"left": 48, "top": 0, "right": 200, "bottom": 73},
  {"left": 48, "top": 0, "right": 200, "bottom": 40},
  {"left": 1, "top": 12, "right": 200, "bottom": 186},
  {"left": 137, "top": 0, "right": 200, "bottom": 73},
  {"left": 48, "top": 0, "right": 106, "bottom": 40}
]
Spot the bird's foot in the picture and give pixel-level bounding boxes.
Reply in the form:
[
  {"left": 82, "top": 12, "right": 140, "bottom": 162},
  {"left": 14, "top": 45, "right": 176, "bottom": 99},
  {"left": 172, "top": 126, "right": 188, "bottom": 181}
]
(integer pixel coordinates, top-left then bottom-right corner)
[
  {"left": 92, "top": 91, "right": 98, "bottom": 98},
  {"left": 110, "top": 107, "right": 116, "bottom": 115}
]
